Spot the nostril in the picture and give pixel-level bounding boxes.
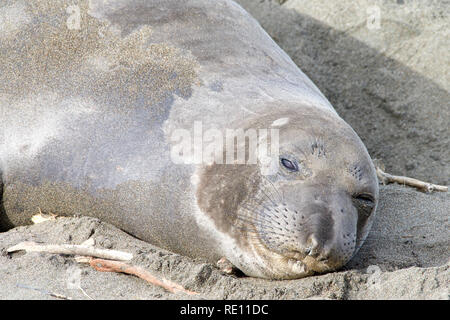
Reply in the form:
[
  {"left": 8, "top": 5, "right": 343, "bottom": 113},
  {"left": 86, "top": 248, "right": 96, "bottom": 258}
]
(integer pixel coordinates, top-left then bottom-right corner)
[
  {"left": 307, "top": 248, "right": 320, "bottom": 258},
  {"left": 307, "top": 245, "right": 322, "bottom": 258},
  {"left": 306, "top": 235, "right": 321, "bottom": 257},
  {"left": 305, "top": 235, "right": 332, "bottom": 261}
]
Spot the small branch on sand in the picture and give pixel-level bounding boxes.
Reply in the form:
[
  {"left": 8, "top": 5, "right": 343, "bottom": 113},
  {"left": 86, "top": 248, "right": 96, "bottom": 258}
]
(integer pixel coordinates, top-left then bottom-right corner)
[
  {"left": 76, "top": 257, "right": 199, "bottom": 295},
  {"left": 7, "top": 241, "right": 133, "bottom": 261},
  {"left": 8, "top": 241, "right": 198, "bottom": 296},
  {"left": 376, "top": 167, "right": 448, "bottom": 193}
]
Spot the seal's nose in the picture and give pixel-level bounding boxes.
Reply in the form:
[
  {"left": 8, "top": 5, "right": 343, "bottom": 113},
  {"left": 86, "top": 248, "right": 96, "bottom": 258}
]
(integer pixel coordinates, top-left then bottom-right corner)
[
  {"left": 305, "top": 230, "right": 355, "bottom": 269},
  {"left": 305, "top": 234, "right": 330, "bottom": 261},
  {"left": 305, "top": 235, "right": 321, "bottom": 257},
  {"left": 300, "top": 191, "right": 359, "bottom": 268}
]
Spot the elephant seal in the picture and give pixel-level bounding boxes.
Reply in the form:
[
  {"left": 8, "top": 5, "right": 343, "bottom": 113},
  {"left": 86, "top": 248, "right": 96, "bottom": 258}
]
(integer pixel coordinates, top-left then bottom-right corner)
[{"left": 0, "top": 0, "right": 378, "bottom": 279}]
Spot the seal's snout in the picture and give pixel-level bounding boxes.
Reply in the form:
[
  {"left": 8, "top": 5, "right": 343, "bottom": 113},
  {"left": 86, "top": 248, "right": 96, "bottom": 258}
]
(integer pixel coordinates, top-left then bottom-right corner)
[
  {"left": 306, "top": 196, "right": 359, "bottom": 269},
  {"left": 304, "top": 194, "right": 361, "bottom": 272},
  {"left": 302, "top": 226, "right": 357, "bottom": 272},
  {"left": 254, "top": 186, "right": 360, "bottom": 275}
]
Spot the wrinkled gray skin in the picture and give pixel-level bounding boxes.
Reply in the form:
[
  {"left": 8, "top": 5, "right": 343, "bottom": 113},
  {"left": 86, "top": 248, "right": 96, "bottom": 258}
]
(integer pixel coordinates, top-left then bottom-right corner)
[{"left": 0, "top": 0, "right": 378, "bottom": 279}]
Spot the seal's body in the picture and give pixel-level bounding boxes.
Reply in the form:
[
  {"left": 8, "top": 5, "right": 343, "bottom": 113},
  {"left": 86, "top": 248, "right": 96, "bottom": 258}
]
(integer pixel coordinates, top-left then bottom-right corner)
[{"left": 0, "top": 0, "right": 378, "bottom": 279}]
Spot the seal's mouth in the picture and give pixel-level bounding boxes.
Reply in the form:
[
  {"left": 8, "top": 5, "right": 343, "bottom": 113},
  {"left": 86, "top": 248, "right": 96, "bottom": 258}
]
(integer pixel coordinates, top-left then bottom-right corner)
[
  {"left": 246, "top": 228, "right": 344, "bottom": 278},
  {"left": 282, "top": 250, "right": 335, "bottom": 274},
  {"left": 284, "top": 250, "right": 307, "bottom": 261},
  {"left": 247, "top": 244, "right": 338, "bottom": 279},
  {"left": 282, "top": 250, "right": 310, "bottom": 274},
  {"left": 286, "top": 257, "right": 309, "bottom": 275}
]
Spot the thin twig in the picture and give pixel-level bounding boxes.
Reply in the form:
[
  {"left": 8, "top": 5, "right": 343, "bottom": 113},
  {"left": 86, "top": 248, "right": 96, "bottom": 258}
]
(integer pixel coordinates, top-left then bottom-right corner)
[
  {"left": 78, "top": 257, "right": 199, "bottom": 295},
  {"left": 376, "top": 167, "right": 448, "bottom": 193},
  {"left": 16, "top": 283, "right": 72, "bottom": 300},
  {"left": 7, "top": 241, "right": 133, "bottom": 261},
  {"left": 77, "top": 285, "right": 94, "bottom": 300}
]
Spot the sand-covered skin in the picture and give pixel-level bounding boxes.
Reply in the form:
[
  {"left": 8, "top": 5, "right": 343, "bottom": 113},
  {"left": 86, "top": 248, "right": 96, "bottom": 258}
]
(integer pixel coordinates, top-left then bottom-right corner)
[
  {"left": 0, "top": 185, "right": 448, "bottom": 300},
  {"left": 1, "top": 0, "right": 449, "bottom": 299}
]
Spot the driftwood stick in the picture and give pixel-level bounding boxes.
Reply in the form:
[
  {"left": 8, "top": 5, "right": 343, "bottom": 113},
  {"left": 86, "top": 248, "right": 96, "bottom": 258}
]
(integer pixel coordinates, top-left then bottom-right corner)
[
  {"left": 7, "top": 241, "right": 133, "bottom": 261},
  {"left": 9, "top": 241, "right": 197, "bottom": 295},
  {"left": 81, "top": 257, "right": 199, "bottom": 295},
  {"left": 376, "top": 167, "right": 448, "bottom": 193}
]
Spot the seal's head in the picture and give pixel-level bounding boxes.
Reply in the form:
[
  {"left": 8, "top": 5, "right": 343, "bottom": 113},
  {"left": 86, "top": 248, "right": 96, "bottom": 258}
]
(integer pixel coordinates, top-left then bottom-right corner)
[{"left": 196, "top": 105, "right": 379, "bottom": 279}]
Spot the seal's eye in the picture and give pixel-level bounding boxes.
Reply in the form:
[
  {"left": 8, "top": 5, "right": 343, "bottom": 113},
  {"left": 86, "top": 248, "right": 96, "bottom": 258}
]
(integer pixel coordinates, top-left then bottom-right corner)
[
  {"left": 353, "top": 194, "right": 375, "bottom": 216},
  {"left": 355, "top": 194, "right": 374, "bottom": 204},
  {"left": 281, "top": 158, "right": 298, "bottom": 172}
]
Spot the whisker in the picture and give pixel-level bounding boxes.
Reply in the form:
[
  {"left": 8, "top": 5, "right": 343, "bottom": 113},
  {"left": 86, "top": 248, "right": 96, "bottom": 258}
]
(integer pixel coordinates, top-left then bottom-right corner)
[{"left": 261, "top": 175, "right": 283, "bottom": 203}]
